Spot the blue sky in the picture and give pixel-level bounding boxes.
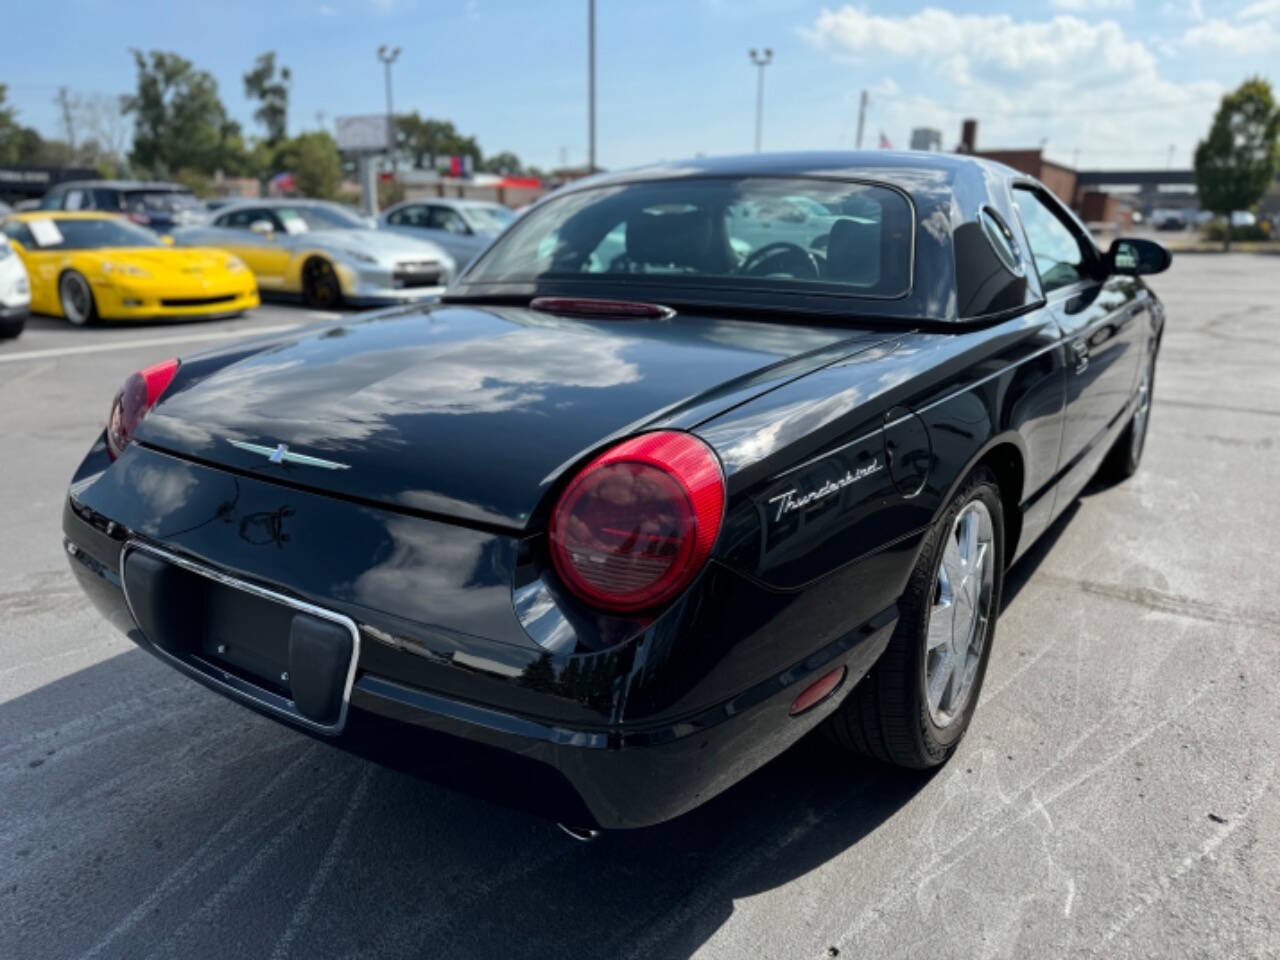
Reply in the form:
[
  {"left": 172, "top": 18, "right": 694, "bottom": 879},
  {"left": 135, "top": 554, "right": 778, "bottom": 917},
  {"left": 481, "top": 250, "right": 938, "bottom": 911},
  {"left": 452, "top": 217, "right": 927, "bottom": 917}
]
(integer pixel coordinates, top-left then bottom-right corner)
[{"left": 3, "top": 0, "right": 1277, "bottom": 172}]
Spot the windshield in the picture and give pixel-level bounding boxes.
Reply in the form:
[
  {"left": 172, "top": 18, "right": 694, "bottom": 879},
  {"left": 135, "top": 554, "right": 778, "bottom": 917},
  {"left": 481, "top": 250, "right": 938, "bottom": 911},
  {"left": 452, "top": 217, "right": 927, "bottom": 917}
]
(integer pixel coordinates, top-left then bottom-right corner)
[
  {"left": 22, "top": 216, "right": 163, "bottom": 250},
  {"left": 123, "top": 190, "right": 202, "bottom": 212},
  {"left": 466, "top": 177, "right": 912, "bottom": 298},
  {"left": 276, "top": 204, "right": 366, "bottom": 232},
  {"left": 462, "top": 204, "right": 516, "bottom": 233}
]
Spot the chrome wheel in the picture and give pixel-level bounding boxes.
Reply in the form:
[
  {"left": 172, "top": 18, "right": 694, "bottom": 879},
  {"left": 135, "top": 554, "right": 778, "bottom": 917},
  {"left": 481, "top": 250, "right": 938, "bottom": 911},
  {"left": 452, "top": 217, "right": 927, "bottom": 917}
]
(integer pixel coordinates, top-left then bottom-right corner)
[
  {"left": 59, "top": 272, "right": 94, "bottom": 325},
  {"left": 925, "top": 500, "right": 994, "bottom": 728},
  {"left": 1131, "top": 354, "right": 1154, "bottom": 461}
]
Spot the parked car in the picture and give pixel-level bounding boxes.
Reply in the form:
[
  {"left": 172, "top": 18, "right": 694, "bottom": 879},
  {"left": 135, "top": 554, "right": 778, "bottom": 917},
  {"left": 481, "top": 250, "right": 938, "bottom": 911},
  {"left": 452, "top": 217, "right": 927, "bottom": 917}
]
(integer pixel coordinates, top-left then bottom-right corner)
[
  {"left": 61, "top": 153, "right": 1169, "bottom": 832},
  {"left": 174, "top": 199, "right": 455, "bottom": 308},
  {"left": 379, "top": 198, "right": 516, "bottom": 267},
  {"left": 1150, "top": 208, "right": 1187, "bottom": 231},
  {"left": 0, "top": 211, "right": 258, "bottom": 325},
  {"left": 0, "top": 233, "right": 31, "bottom": 338},
  {"left": 39, "top": 180, "right": 207, "bottom": 234}
]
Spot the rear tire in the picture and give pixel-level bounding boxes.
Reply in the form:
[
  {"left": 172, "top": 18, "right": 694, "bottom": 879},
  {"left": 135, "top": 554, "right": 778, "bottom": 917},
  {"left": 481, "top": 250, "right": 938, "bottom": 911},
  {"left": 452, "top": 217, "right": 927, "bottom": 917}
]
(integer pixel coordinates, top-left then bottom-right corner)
[
  {"left": 0, "top": 317, "right": 23, "bottom": 339},
  {"left": 59, "top": 270, "right": 98, "bottom": 326},
  {"left": 1098, "top": 347, "right": 1156, "bottom": 483},
  {"left": 823, "top": 466, "right": 1004, "bottom": 768},
  {"left": 302, "top": 258, "right": 343, "bottom": 309}
]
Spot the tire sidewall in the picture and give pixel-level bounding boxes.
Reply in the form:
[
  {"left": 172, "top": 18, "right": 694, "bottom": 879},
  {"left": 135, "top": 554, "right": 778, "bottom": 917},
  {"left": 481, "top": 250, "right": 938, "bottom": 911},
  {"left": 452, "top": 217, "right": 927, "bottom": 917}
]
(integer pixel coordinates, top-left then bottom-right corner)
[
  {"left": 908, "top": 471, "right": 1005, "bottom": 761},
  {"left": 1127, "top": 350, "right": 1158, "bottom": 472},
  {"left": 59, "top": 270, "right": 95, "bottom": 326},
  {"left": 303, "top": 259, "right": 341, "bottom": 309}
]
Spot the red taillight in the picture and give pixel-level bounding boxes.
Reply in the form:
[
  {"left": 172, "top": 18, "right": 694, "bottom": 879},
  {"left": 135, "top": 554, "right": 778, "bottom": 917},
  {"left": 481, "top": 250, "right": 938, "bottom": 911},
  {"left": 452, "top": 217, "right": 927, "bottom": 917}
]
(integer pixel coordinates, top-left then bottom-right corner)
[
  {"left": 549, "top": 431, "right": 725, "bottom": 613},
  {"left": 106, "top": 358, "right": 179, "bottom": 460}
]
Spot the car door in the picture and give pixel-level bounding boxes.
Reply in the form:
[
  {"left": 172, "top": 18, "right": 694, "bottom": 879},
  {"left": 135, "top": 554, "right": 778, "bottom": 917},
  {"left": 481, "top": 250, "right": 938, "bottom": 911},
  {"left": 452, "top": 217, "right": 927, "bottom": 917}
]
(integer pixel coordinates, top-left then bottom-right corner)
[
  {"left": 424, "top": 204, "right": 484, "bottom": 264},
  {"left": 385, "top": 203, "right": 429, "bottom": 238},
  {"left": 1011, "top": 185, "right": 1146, "bottom": 510},
  {"left": 216, "top": 208, "right": 290, "bottom": 290}
]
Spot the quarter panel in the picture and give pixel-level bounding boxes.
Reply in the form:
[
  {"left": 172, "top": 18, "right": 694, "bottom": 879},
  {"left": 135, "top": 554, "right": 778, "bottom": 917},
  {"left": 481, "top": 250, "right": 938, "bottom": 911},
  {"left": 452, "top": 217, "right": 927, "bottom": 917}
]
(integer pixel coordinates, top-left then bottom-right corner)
[{"left": 696, "top": 309, "right": 1065, "bottom": 591}]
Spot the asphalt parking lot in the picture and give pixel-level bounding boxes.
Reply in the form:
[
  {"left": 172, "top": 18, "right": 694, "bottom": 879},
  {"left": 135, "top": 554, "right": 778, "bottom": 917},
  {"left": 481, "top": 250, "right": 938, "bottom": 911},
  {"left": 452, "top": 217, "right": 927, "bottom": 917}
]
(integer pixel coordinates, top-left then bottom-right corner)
[{"left": 3, "top": 259, "right": 1279, "bottom": 959}]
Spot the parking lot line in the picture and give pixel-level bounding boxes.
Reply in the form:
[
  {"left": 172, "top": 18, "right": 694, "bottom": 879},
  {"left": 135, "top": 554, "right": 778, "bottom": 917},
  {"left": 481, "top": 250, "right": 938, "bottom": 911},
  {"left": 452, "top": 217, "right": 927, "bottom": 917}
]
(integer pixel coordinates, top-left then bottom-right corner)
[{"left": 0, "top": 322, "right": 303, "bottom": 365}]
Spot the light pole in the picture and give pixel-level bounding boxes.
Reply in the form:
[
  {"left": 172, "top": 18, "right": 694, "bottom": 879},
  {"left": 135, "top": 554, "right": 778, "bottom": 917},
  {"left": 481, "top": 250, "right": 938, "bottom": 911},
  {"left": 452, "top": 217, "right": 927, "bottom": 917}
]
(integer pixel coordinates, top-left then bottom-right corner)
[
  {"left": 588, "top": 0, "right": 596, "bottom": 172},
  {"left": 377, "top": 45, "right": 401, "bottom": 164},
  {"left": 749, "top": 48, "right": 773, "bottom": 153}
]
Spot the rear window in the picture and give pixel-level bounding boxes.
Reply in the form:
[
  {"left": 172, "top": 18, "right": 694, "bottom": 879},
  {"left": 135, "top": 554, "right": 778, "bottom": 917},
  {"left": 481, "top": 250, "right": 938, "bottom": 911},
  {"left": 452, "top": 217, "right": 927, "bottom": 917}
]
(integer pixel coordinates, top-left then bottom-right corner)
[{"left": 466, "top": 177, "right": 913, "bottom": 298}]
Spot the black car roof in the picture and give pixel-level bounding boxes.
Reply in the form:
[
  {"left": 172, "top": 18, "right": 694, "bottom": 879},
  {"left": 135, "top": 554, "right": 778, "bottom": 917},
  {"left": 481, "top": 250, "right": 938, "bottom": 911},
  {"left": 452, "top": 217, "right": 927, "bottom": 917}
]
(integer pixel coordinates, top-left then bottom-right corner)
[
  {"left": 453, "top": 152, "right": 1045, "bottom": 324},
  {"left": 576, "top": 150, "right": 1019, "bottom": 189}
]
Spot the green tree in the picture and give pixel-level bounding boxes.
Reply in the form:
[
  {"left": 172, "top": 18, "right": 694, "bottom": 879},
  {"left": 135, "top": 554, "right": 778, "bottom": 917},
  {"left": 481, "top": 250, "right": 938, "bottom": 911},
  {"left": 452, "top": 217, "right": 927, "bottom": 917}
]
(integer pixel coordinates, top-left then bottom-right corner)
[
  {"left": 274, "top": 131, "right": 341, "bottom": 198},
  {"left": 243, "top": 52, "right": 291, "bottom": 146},
  {"left": 123, "top": 50, "right": 246, "bottom": 176},
  {"left": 394, "top": 112, "right": 481, "bottom": 169},
  {"left": 480, "top": 150, "right": 522, "bottom": 175},
  {"left": 0, "top": 84, "right": 43, "bottom": 165},
  {"left": 1194, "top": 76, "right": 1280, "bottom": 250}
]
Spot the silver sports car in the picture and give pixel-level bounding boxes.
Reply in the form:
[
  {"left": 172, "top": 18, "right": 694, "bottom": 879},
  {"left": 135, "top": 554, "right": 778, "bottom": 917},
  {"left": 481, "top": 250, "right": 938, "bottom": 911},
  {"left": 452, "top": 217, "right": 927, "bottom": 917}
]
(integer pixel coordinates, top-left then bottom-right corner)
[
  {"left": 378, "top": 198, "right": 516, "bottom": 269},
  {"left": 173, "top": 199, "right": 456, "bottom": 308}
]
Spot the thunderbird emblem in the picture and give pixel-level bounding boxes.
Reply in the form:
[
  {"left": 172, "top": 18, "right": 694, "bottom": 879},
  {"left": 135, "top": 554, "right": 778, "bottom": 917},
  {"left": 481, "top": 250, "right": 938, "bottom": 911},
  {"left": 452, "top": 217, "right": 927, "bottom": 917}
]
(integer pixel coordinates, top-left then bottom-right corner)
[{"left": 226, "top": 439, "right": 351, "bottom": 471}]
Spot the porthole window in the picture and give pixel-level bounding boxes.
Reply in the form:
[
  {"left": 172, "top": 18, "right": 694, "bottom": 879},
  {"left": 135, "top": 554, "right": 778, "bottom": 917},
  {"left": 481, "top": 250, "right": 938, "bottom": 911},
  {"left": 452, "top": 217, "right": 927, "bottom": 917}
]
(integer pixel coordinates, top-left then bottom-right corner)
[{"left": 980, "top": 207, "right": 1022, "bottom": 274}]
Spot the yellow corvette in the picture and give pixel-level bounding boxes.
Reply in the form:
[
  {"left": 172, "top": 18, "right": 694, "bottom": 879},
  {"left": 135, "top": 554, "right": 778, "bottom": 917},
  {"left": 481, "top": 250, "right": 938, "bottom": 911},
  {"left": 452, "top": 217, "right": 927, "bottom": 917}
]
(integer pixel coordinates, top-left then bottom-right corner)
[{"left": 0, "top": 211, "right": 259, "bottom": 325}]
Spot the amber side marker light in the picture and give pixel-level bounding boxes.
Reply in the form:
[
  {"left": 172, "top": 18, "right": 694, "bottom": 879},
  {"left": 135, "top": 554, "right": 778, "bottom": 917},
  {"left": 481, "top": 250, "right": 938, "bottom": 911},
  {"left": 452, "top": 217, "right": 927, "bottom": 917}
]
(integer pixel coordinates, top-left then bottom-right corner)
[{"left": 789, "top": 666, "right": 847, "bottom": 716}]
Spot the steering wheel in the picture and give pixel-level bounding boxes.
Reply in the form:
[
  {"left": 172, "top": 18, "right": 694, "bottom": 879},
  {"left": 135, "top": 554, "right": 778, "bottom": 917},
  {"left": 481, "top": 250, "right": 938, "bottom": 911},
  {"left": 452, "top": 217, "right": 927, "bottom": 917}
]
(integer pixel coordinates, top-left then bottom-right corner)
[{"left": 739, "top": 242, "right": 821, "bottom": 279}]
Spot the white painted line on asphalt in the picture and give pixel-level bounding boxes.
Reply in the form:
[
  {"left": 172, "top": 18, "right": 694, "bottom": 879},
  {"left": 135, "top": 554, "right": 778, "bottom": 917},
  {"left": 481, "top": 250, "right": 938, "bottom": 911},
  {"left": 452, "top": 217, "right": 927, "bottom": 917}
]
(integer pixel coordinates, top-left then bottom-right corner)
[
  {"left": 306, "top": 310, "right": 343, "bottom": 320},
  {"left": 0, "top": 322, "right": 302, "bottom": 365}
]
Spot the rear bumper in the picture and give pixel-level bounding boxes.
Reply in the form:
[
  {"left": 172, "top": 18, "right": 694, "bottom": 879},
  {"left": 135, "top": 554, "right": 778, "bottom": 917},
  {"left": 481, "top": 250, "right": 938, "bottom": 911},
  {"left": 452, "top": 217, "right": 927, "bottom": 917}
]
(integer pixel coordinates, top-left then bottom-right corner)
[
  {"left": 62, "top": 488, "right": 895, "bottom": 829},
  {"left": 0, "top": 302, "right": 29, "bottom": 322}
]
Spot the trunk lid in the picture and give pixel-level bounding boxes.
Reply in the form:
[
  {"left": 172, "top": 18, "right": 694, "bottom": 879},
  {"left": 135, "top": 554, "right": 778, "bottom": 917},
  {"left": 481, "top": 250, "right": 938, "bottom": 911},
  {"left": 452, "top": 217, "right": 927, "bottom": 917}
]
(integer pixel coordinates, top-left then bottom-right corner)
[{"left": 138, "top": 304, "right": 890, "bottom": 529}]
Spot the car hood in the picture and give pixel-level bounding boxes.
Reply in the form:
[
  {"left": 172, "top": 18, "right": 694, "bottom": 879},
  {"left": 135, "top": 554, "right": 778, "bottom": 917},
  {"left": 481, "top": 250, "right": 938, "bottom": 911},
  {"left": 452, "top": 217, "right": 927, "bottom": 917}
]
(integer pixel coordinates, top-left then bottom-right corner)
[
  {"left": 79, "top": 246, "right": 233, "bottom": 272},
  {"left": 137, "top": 304, "right": 891, "bottom": 529},
  {"left": 300, "top": 228, "right": 451, "bottom": 263}
]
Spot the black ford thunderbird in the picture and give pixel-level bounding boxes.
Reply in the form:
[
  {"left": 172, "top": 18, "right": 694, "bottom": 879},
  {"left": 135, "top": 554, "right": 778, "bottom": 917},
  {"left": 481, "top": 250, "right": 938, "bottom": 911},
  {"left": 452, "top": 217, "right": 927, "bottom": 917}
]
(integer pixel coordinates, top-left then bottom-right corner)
[{"left": 62, "top": 153, "right": 1169, "bottom": 833}]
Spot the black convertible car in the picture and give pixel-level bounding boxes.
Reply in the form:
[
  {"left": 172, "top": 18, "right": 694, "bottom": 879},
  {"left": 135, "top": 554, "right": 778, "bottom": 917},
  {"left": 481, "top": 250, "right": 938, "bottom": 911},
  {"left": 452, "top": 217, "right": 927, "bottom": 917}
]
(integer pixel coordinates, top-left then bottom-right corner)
[{"left": 63, "top": 153, "right": 1169, "bottom": 833}]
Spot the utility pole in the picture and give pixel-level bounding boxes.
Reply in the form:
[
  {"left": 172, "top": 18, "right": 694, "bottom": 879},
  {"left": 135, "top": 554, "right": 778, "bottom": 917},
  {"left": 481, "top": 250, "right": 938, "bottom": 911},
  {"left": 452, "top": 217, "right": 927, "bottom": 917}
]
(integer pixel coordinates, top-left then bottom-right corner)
[
  {"left": 377, "top": 45, "right": 401, "bottom": 164},
  {"left": 588, "top": 0, "right": 596, "bottom": 172},
  {"left": 749, "top": 48, "right": 773, "bottom": 152},
  {"left": 855, "top": 90, "right": 868, "bottom": 150}
]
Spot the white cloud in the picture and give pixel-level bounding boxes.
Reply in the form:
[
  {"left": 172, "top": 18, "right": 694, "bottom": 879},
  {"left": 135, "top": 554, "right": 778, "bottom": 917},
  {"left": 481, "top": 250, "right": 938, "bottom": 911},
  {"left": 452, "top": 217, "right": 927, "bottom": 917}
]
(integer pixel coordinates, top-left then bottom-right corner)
[
  {"left": 803, "top": 8, "right": 1155, "bottom": 80},
  {"left": 1239, "top": 0, "right": 1280, "bottom": 19},
  {"left": 801, "top": 5, "right": 1221, "bottom": 168},
  {"left": 1050, "top": 0, "right": 1133, "bottom": 10},
  {"left": 1181, "top": 18, "right": 1280, "bottom": 52}
]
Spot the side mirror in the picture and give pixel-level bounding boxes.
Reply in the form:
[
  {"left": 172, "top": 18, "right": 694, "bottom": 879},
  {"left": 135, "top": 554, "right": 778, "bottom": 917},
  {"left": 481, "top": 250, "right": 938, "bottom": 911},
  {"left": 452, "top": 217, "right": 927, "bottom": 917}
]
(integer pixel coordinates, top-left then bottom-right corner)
[
  {"left": 1106, "top": 237, "right": 1171, "bottom": 276},
  {"left": 249, "top": 220, "right": 274, "bottom": 236}
]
